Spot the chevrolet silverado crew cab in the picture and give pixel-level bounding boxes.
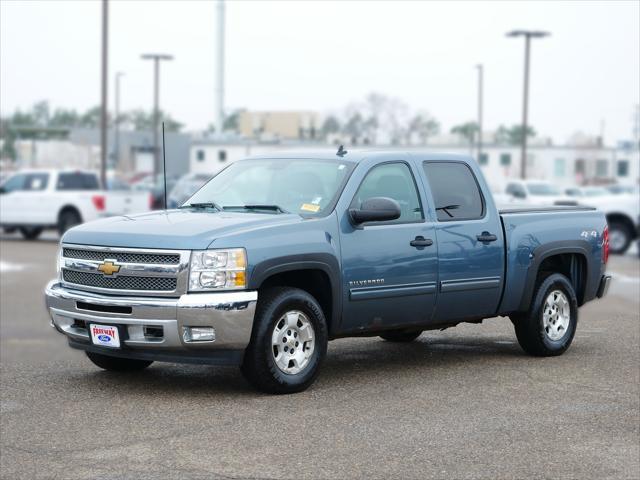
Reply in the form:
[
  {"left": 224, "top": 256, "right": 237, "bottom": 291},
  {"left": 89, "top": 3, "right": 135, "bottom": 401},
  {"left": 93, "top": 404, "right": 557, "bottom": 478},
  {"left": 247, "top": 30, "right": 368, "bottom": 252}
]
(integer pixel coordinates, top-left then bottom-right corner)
[{"left": 44, "top": 151, "right": 611, "bottom": 394}]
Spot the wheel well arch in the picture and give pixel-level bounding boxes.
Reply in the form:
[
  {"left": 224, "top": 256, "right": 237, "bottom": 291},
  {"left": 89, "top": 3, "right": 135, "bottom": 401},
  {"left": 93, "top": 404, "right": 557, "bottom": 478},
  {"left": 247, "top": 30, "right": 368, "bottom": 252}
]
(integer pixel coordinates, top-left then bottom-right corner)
[
  {"left": 253, "top": 264, "right": 340, "bottom": 336},
  {"left": 606, "top": 213, "right": 637, "bottom": 239},
  {"left": 518, "top": 241, "right": 594, "bottom": 312},
  {"left": 58, "top": 205, "right": 82, "bottom": 224},
  {"left": 536, "top": 252, "right": 588, "bottom": 305}
]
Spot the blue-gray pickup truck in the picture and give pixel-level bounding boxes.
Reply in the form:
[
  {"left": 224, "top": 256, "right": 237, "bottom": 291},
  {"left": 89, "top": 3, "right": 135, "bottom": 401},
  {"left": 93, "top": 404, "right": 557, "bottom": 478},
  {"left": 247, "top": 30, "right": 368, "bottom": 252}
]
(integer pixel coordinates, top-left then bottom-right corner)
[{"left": 45, "top": 151, "right": 611, "bottom": 393}]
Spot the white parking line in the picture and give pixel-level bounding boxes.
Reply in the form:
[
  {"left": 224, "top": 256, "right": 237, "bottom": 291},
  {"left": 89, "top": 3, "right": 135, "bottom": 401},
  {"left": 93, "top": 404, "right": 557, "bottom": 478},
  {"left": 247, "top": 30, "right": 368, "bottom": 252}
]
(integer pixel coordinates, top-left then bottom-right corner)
[{"left": 0, "top": 261, "right": 26, "bottom": 273}]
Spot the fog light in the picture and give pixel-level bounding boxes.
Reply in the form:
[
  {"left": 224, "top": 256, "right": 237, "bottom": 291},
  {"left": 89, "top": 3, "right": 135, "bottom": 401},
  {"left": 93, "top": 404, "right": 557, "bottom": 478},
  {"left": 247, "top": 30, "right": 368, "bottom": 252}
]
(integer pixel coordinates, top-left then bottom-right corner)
[{"left": 183, "top": 326, "right": 216, "bottom": 343}]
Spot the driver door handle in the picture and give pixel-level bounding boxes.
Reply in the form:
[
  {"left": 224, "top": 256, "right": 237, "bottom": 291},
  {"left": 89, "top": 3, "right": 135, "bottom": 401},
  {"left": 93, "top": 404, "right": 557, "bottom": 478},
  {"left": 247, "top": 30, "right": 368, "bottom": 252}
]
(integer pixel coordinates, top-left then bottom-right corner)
[
  {"left": 477, "top": 232, "right": 498, "bottom": 243},
  {"left": 410, "top": 236, "right": 433, "bottom": 247}
]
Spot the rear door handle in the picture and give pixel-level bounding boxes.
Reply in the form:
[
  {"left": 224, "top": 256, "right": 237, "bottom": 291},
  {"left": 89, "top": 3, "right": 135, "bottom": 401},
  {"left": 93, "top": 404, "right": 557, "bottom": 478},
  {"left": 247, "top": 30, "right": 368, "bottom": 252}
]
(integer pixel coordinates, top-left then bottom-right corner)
[
  {"left": 477, "top": 232, "right": 497, "bottom": 243},
  {"left": 410, "top": 236, "right": 433, "bottom": 248}
]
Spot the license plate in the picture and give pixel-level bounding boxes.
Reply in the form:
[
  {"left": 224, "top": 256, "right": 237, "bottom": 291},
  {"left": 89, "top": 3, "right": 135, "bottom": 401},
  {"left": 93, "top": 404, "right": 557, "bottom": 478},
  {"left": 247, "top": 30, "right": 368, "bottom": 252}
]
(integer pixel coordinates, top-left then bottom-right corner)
[{"left": 90, "top": 324, "right": 121, "bottom": 348}]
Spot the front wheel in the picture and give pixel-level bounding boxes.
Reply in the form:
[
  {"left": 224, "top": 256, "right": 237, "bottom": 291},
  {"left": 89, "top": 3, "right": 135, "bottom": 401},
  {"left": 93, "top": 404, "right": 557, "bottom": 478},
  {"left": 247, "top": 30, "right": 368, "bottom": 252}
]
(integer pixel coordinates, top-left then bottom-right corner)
[
  {"left": 512, "top": 273, "right": 578, "bottom": 356},
  {"left": 241, "top": 287, "right": 328, "bottom": 394},
  {"left": 86, "top": 351, "right": 153, "bottom": 372}
]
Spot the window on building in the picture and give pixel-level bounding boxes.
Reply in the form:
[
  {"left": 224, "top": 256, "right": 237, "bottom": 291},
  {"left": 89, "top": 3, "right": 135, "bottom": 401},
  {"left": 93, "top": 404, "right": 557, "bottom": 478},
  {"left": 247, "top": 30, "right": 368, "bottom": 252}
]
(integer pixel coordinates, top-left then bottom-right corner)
[
  {"left": 218, "top": 150, "right": 227, "bottom": 163},
  {"left": 595, "top": 159, "right": 608, "bottom": 178},
  {"left": 479, "top": 153, "right": 489, "bottom": 166},
  {"left": 575, "top": 159, "right": 586, "bottom": 175},
  {"left": 423, "top": 162, "right": 484, "bottom": 221},
  {"left": 554, "top": 158, "right": 566, "bottom": 177},
  {"left": 351, "top": 162, "right": 423, "bottom": 224},
  {"left": 617, "top": 160, "right": 629, "bottom": 177},
  {"left": 196, "top": 150, "right": 205, "bottom": 162},
  {"left": 500, "top": 153, "right": 511, "bottom": 166}
]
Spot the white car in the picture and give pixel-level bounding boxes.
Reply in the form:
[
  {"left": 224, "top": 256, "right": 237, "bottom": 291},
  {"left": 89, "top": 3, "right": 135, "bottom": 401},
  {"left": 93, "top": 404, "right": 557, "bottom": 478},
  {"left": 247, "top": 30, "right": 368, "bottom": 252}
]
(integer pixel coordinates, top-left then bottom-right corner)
[
  {"left": 505, "top": 180, "right": 577, "bottom": 206},
  {"left": 0, "top": 169, "right": 151, "bottom": 240}
]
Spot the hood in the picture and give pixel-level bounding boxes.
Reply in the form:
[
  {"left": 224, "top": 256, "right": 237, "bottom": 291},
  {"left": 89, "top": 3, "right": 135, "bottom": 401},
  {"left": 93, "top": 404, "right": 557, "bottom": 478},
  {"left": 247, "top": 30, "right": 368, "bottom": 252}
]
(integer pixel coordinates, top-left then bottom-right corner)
[{"left": 62, "top": 209, "right": 305, "bottom": 250}]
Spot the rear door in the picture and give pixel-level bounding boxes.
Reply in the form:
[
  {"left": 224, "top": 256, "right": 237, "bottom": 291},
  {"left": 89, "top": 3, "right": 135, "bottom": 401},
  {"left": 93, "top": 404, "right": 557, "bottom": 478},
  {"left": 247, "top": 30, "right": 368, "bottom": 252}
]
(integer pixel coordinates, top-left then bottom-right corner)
[{"left": 421, "top": 160, "right": 504, "bottom": 322}]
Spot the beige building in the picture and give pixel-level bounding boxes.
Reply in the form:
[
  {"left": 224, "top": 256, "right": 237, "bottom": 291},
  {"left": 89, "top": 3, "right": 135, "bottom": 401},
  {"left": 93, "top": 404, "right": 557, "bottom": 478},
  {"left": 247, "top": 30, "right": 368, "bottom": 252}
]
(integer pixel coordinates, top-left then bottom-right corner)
[{"left": 238, "top": 111, "right": 320, "bottom": 140}]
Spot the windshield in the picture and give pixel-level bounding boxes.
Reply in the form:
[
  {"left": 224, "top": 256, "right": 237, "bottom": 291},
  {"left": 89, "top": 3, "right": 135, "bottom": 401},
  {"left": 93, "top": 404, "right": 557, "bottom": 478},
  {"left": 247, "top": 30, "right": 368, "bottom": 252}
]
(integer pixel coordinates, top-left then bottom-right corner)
[
  {"left": 184, "top": 158, "right": 353, "bottom": 215},
  {"left": 527, "top": 183, "right": 561, "bottom": 195}
]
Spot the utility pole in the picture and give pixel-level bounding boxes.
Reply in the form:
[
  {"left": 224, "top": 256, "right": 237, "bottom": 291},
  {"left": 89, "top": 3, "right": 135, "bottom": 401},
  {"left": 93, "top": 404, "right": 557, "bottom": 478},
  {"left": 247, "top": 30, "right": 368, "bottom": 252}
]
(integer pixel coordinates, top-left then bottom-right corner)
[
  {"left": 100, "top": 0, "right": 108, "bottom": 188},
  {"left": 141, "top": 53, "right": 173, "bottom": 179},
  {"left": 476, "top": 64, "right": 483, "bottom": 163},
  {"left": 506, "top": 30, "right": 550, "bottom": 179},
  {"left": 214, "top": 0, "right": 226, "bottom": 135},
  {"left": 114, "top": 72, "right": 124, "bottom": 169}
]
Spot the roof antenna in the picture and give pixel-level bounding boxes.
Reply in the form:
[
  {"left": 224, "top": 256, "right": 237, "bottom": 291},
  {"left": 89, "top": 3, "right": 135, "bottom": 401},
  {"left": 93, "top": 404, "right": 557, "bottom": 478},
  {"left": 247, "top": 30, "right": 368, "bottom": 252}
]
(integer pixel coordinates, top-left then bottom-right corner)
[
  {"left": 162, "top": 122, "right": 168, "bottom": 210},
  {"left": 336, "top": 145, "right": 347, "bottom": 157}
]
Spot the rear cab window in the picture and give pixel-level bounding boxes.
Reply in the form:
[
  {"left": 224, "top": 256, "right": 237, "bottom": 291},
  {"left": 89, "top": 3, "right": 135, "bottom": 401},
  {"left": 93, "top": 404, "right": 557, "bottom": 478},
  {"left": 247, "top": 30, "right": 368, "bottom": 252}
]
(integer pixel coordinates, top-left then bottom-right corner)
[
  {"left": 423, "top": 162, "right": 484, "bottom": 221},
  {"left": 56, "top": 173, "right": 100, "bottom": 191}
]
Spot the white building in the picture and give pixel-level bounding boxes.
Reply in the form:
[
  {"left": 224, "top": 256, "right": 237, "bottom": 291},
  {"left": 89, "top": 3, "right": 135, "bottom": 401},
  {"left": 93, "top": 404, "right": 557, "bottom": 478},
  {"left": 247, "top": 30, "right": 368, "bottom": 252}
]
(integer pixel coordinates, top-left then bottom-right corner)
[{"left": 190, "top": 141, "right": 639, "bottom": 189}]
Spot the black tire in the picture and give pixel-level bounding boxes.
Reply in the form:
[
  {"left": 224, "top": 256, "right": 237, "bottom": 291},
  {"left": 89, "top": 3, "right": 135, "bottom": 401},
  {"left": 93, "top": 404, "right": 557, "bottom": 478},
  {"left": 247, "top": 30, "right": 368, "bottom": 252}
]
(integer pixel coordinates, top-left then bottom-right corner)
[
  {"left": 379, "top": 329, "right": 422, "bottom": 342},
  {"left": 608, "top": 221, "right": 632, "bottom": 255},
  {"left": 19, "top": 227, "right": 43, "bottom": 240},
  {"left": 512, "top": 273, "right": 578, "bottom": 357},
  {"left": 58, "top": 209, "right": 81, "bottom": 235},
  {"left": 240, "top": 287, "right": 328, "bottom": 394},
  {"left": 86, "top": 351, "right": 153, "bottom": 372}
]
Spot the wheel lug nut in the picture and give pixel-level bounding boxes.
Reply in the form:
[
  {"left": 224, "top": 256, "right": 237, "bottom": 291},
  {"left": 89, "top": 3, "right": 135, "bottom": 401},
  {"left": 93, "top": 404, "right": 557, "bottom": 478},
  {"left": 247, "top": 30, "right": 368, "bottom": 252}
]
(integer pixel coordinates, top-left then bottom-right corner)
[
  {"left": 284, "top": 346, "right": 288, "bottom": 352},
  {"left": 287, "top": 330, "right": 291, "bottom": 335}
]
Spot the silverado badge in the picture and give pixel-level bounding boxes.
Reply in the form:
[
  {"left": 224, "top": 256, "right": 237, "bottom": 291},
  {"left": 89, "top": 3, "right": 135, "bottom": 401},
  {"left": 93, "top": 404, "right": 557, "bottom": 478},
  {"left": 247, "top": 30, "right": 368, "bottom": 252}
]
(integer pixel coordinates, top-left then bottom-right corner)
[{"left": 98, "top": 260, "right": 121, "bottom": 276}]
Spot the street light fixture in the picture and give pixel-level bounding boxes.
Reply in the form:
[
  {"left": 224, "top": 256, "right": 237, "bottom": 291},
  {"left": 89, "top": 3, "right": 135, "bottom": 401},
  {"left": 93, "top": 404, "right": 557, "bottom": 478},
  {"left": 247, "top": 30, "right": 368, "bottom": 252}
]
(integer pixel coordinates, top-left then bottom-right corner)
[
  {"left": 141, "top": 53, "right": 173, "bottom": 179},
  {"left": 113, "top": 71, "right": 125, "bottom": 168},
  {"left": 476, "top": 64, "right": 483, "bottom": 163},
  {"left": 506, "top": 29, "right": 550, "bottom": 179}
]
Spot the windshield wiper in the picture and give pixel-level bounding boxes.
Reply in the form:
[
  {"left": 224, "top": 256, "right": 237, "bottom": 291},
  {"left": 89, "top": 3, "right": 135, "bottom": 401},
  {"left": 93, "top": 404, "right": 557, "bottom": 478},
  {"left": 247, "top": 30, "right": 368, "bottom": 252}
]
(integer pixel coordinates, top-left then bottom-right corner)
[
  {"left": 436, "top": 204, "right": 460, "bottom": 218},
  {"left": 180, "top": 201, "right": 223, "bottom": 211},
  {"left": 224, "top": 204, "right": 290, "bottom": 214}
]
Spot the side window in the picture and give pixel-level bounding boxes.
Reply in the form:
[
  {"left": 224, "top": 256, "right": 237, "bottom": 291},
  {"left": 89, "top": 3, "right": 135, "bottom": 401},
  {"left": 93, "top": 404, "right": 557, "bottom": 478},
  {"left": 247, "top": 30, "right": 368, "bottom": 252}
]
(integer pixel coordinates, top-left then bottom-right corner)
[
  {"left": 57, "top": 173, "right": 99, "bottom": 190},
  {"left": 351, "top": 162, "right": 423, "bottom": 224},
  {"left": 423, "top": 162, "right": 484, "bottom": 221},
  {"left": 24, "top": 173, "right": 49, "bottom": 191},
  {"left": 506, "top": 183, "right": 526, "bottom": 199}
]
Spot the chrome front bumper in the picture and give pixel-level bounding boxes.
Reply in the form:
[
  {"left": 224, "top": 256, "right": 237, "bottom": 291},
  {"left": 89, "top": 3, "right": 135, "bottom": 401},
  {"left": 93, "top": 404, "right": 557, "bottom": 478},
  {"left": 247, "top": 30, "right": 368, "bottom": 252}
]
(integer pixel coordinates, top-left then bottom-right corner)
[{"left": 44, "top": 280, "right": 257, "bottom": 358}]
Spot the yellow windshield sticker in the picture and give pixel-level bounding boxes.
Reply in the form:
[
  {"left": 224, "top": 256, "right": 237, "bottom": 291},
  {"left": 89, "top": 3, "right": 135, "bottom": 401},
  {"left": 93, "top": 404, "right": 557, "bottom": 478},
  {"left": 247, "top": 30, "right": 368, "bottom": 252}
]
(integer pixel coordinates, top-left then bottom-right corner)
[{"left": 300, "top": 203, "right": 321, "bottom": 213}]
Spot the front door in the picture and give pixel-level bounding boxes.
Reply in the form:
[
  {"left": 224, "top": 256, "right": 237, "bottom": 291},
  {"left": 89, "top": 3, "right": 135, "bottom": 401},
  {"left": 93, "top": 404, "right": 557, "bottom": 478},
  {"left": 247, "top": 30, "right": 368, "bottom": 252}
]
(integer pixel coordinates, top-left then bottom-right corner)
[
  {"left": 421, "top": 160, "right": 504, "bottom": 322},
  {"left": 339, "top": 161, "right": 438, "bottom": 333}
]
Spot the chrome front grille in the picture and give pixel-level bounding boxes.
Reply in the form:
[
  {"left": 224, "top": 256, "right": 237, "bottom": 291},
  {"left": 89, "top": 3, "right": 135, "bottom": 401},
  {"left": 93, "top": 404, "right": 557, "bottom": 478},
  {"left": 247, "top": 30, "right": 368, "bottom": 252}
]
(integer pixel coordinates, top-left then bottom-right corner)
[
  {"left": 60, "top": 244, "right": 190, "bottom": 297},
  {"left": 63, "top": 248, "right": 180, "bottom": 265},
  {"left": 63, "top": 270, "right": 177, "bottom": 291}
]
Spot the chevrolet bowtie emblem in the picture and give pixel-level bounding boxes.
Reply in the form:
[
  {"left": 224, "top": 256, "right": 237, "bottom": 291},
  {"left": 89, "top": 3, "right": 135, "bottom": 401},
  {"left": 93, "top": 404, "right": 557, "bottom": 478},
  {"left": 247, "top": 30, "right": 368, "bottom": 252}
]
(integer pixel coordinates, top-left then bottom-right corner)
[{"left": 98, "top": 260, "right": 121, "bottom": 276}]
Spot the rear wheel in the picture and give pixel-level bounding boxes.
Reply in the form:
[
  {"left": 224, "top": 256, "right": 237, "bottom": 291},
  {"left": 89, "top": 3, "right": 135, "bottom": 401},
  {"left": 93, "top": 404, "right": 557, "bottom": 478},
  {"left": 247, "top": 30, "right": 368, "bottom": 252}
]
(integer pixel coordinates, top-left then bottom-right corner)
[
  {"left": 58, "top": 209, "right": 81, "bottom": 235},
  {"left": 512, "top": 273, "right": 578, "bottom": 356},
  {"left": 379, "top": 329, "right": 422, "bottom": 342},
  {"left": 86, "top": 351, "right": 153, "bottom": 372},
  {"left": 241, "top": 287, "right": 328, "bottom": 394},
  {"left": 19, "top": 227, "right": 43, "bottom": 240}
]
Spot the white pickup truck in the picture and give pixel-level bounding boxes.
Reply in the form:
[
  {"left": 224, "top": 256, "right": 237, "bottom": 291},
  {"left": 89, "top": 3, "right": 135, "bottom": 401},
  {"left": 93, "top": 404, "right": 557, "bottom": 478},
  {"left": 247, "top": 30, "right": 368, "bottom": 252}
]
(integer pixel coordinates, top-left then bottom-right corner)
[{"left": 0, "top": 169, "right": 151, "bottom": 240}]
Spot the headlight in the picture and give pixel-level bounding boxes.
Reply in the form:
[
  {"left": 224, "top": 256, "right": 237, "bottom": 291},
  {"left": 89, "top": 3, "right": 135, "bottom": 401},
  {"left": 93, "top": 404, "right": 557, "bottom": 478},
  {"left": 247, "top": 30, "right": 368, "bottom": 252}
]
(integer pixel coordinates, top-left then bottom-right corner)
[{"left": 189, "top": 248, "right": 246, "bottom": 291}]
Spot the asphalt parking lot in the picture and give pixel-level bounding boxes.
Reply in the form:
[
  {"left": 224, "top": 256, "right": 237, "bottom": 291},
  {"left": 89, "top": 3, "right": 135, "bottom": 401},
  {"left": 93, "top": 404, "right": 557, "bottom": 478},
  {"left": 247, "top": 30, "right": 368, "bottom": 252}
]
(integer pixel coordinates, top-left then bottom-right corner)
[{"left": 1, "top": 235, "right": 638, "bottom": 480}]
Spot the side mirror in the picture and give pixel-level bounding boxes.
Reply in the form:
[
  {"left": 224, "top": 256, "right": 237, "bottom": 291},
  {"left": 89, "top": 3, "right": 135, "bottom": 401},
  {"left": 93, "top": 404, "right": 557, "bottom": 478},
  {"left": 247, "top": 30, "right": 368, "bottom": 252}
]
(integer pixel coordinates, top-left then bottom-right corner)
[{"left": 349, "top": 197, "right": 401, "bottom": 224}]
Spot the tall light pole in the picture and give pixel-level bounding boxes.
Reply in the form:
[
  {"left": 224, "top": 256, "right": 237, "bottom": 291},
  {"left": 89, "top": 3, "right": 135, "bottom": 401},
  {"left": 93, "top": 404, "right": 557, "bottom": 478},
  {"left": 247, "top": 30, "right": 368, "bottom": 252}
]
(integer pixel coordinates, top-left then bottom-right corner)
[
  {"left": 214, "top": 0, "right": 226, "bottom": 135},
  {"left": 506, "top": 30, "right": 550, "bottom": 179},
  {"left": 113, "top": 71, "right": 124, "bottom": 169},
  {"left": 141, "top": 53, "right": 173, "bottom": 179},
  {"left": 476, "top": 64, "right": 483, "bottom": 163},
  {"left": 100, "top": 0, "right": 108, "bottom": 188}
]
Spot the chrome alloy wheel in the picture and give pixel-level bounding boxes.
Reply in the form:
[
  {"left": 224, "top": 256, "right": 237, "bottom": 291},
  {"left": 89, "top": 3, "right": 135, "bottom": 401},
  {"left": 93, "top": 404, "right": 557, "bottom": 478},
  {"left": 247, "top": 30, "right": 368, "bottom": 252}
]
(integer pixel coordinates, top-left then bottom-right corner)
[
  {"left": 542, "top": 290, "right": 571, "bottom": 341},
  {"left": 271, "top": 310, "right": 315, "bottom": 375},
  {"left": 608, "top": 228, "right": 627, "bottom": 252}
]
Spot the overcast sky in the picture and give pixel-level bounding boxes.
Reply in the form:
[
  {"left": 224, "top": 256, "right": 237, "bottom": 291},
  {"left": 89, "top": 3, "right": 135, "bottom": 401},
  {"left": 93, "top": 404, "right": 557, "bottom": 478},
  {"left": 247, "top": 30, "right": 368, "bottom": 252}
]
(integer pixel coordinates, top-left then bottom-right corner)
[{"left": 1, "top": 0, "right": 638, "bottom": 144}]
